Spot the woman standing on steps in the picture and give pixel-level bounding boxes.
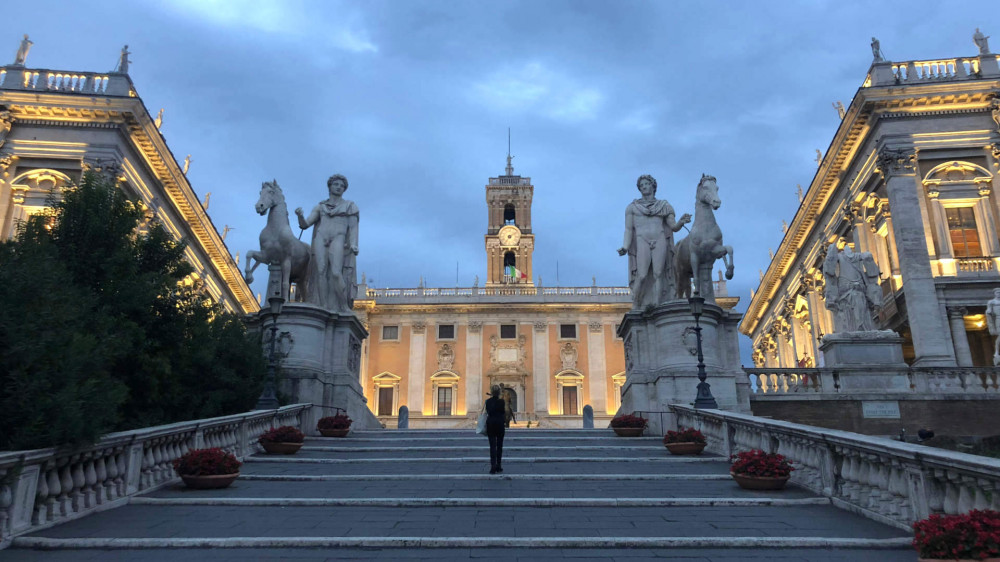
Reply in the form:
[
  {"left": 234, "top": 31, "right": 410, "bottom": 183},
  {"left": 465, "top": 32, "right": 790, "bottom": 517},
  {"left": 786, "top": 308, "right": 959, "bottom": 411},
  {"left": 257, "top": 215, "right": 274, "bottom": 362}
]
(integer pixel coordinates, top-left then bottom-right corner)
[{"left": 485, "top": 384, "right": 507, "bottom": 474}]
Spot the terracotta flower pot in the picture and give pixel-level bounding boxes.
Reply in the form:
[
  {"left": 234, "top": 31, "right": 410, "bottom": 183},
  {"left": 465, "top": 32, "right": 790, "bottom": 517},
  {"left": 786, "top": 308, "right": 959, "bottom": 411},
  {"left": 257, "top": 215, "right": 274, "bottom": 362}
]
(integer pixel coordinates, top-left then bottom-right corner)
[
  {"left": 730, "top": 472, "right": 789, "bottom": 491},
  {"left": 180, "top": 472, "right": 240, "bottom": 489},
  {"left": 260, "top": 441, "right": 303, "bottom": 455},
  {"left": 664, "top": 442, "right": 706, "bottom": 455},
  {"left": 612, "top": 427, "right": 644, "bottom": 437},
  {"left": 918, "top": 558, "right": 1000, "bottom": 562},
  {"left": 319, "top": 428, "right": 350, "bottom": 437}
]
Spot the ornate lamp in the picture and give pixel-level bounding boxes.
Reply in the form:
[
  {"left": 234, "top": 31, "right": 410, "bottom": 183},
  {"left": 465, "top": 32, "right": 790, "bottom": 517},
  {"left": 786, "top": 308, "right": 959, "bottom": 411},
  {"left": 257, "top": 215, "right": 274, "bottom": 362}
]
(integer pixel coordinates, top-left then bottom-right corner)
[
  {"left": 255, "top": 269, "right": 286, "bottom": 410},
  {"left": 688, "top": 296, "right": 719, "bottom": 409}
]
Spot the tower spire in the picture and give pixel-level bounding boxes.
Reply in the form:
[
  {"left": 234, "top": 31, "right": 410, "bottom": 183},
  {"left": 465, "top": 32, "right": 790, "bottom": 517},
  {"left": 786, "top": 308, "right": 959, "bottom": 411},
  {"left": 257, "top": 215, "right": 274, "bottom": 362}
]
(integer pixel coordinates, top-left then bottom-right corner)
[{"left": 505, "top": 128, "right": 514, "bottom": 176}]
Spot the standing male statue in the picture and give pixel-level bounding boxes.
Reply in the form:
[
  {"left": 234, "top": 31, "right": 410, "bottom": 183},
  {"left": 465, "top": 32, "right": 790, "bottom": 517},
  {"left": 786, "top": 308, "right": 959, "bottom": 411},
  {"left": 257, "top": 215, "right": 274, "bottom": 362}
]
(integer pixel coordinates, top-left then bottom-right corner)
[
  {"left": 973, "top": 28, "right": 991, "bottom": 55},
  {"left": 296, "top": 174, "right": 359, "bottom": 313},
  {"left": 13, "top": 34, "right": 32, "bottom": 66},
  {"left": 871, "top": 37, "right": 884, "bottom": 62},
  {"left": 618, "top": 174, "right": 691, "bottom": 309},
  {"left": 985, "top": 288, "right": 1000, "bottom": 365},
  {"left": 117, "top": 45, "right": 131, "bottom": 74},
  {"left": 822, "top": 243, "right": 883, "bottom": 333}
]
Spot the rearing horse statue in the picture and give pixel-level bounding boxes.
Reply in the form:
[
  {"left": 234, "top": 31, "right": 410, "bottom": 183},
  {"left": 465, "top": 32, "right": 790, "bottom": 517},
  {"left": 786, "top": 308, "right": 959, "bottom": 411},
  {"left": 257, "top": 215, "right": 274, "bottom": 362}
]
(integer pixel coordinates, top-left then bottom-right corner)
[
  {"left": 245, "top": 180, "right": 311, "bottom": 302},
  {"left": 674, "top": 174, "right": 735, "bottom": 301}
]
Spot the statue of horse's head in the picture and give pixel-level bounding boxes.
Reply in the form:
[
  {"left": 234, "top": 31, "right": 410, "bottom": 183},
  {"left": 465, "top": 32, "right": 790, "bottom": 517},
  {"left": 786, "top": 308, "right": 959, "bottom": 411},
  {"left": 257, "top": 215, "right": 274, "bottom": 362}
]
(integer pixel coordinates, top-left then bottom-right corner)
[
  {"left": 255, "top": 179, "right": 283, "bottom": 215},
  {"left": 697, "top": 174, "right": 721, "bottom": 210}
]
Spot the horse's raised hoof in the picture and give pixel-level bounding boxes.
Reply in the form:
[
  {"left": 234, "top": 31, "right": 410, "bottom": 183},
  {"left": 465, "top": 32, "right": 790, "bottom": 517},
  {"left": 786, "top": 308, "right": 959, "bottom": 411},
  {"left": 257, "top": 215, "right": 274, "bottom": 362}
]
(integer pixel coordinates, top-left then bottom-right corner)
[
  {"left": 245, "top": 273, "right": 254, "bottom": 283},
  {"left": 725, "top": 266, "right": 734, "bottom": 280}
]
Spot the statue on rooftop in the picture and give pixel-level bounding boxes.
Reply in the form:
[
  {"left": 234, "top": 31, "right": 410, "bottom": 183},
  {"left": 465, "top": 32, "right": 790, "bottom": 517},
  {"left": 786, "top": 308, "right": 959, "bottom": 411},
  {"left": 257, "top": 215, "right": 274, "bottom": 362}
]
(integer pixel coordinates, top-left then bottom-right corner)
[
  {"left": 822, "top": 243, "right": 883, "bottom": 333},
  {"left": 870, "top": 37, "right": 884, "bottom": 62},
  {"left": 986, "top": 288, "right": 1000, "bottom": 365},
  {"left": 13, "top": 35, "right": 32, "bottom": 66},
  {"left": 183, "top": 155, "right": 191, "bottom": 174},
  {"left": 154, "top": 108, "right": 164, "bottom": 129},
  {"left": 832, "top": 101, "right": 845, "bottom": 119},
  {"left": 117, "top": 45, "right": 131, "bottom": 74},
  {"left": 974, "top": 28, "right": 991, "bottom": 55},
  {"left": 296, "top": 174, "right": 359, "bottom": 313},
  {"left": 618, "top": 174, "right": 691, "bottom": 309}
]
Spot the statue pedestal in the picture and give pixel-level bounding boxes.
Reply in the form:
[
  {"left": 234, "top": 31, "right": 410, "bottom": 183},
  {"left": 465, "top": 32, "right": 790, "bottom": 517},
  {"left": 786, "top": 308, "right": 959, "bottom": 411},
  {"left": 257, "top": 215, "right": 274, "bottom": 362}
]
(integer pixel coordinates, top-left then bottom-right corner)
[
  {"left": 819, "top": 331, "right": 910, "bottom": 391},
  {"left": 254, "top": 302, "right": 381, "bottom": 430},
  {"left": 618, "top": 301, "right": 751, "bottom": 435}
]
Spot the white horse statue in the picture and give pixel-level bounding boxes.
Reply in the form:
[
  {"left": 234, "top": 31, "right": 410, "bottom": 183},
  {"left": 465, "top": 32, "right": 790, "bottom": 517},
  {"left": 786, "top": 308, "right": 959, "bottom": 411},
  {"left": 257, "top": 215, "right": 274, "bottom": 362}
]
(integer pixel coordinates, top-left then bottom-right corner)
[
  {"left": 245, "top": 180, "right": 311, "bottom": 302},
  {"left": 674, "top": 174, "right": 734, "bottom": 301}
]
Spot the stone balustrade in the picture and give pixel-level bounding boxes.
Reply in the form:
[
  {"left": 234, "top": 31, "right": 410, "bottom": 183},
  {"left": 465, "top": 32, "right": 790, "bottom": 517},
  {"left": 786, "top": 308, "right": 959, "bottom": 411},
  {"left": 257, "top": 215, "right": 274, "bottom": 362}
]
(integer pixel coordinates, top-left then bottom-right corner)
[
  {"left": 0, "top": 65, "right": 133, "bottom": 96},
  {"left": 0, "top": 404, "right": 313, "bottom": 546},
  {"left": 868, "top": 54, "right": 1000, "bottom": 87},
  {"left": 746, "top": 367, "right": 1000, "bottom": 396},
  {"left": 672, "top": 405, "right": 1000, "bottom": 528},
  {"left": 360, "top": 282, "right": 724, "bottom": 303}
]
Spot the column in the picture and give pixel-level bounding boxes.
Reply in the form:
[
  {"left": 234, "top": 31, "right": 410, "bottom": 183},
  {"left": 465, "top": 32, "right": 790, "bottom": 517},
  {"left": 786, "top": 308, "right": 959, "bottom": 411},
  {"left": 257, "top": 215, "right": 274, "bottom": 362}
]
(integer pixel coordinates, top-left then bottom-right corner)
[
  {"left": 465, "top": 321, "right": 483, "bottom": 414},
  {"left": 407, "top": 322, "right": 427, "bottom": 414},
  {"left": 879, "top": 147, "right": 956, "bottom": 366},
  {"left": 532, "top": 321, "right": 549, "bottom": 414},
  {"left": 587, "top": 321, "right": 608, "bottom": 413},
  {"left": 947, "top": 307, "right": 974, "bottom": 367}
]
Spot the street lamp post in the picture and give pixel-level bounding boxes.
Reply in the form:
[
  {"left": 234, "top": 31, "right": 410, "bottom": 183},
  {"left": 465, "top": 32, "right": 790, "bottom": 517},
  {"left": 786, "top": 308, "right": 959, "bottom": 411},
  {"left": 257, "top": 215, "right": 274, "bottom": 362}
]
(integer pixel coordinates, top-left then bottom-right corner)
[
  {"left": 688, "top": 296, "right": 719, "bottom": 409},
  {"left": 255, "top": 294, "right": 285, "bottom": 410}
]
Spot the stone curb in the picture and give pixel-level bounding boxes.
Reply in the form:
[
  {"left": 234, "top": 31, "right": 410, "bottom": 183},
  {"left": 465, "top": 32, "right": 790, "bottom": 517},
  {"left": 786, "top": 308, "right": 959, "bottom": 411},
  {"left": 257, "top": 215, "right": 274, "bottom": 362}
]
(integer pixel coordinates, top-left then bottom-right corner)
[
  {"left": 130, "top": 496, "right": 830, "bottom": 507},
  {"left": 12, "top": 536, "right": 915, "bottom": 549},
  {"left": 237, "top": 473, "right": 733, "bottom": 481},
  {"left": 299, "top": 445, "right": 682, "bottom": 452},
  {"left": 244, "top": 456, "right": 719, "bottom": 464}
]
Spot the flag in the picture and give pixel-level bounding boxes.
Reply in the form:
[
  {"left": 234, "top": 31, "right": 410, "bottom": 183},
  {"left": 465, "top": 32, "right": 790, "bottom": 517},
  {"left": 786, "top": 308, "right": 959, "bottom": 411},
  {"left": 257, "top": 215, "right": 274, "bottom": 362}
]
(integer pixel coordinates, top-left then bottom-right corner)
[{"left": 505, "top": 265, "right": 527, "bottom": 281}]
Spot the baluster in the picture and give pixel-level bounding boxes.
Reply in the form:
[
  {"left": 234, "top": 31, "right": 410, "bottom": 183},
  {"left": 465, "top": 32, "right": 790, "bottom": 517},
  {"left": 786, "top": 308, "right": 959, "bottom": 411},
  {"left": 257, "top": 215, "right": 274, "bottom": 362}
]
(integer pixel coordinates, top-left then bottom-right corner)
[
  {"left": 957, "top": 476, "right": 976, "bottom": 513},
  {"left": 94, "top": 456, "right": 108, "bottom": 504},
  {"left": 842, "top": 454, "right": 859, "bottom": 502},
  {"left": 33, "top": 467, "right": 50, "bottom": 525},
  {"left": 82, "top": 457, "right": 97, "bottom": 509},
  {"left": 941, "top": 470, "right": 960, "bottom": 514},
  {"left": 57, "top": 463, "right": 73, "bottom": 517},
  {"left": 115, "top": 450, "right": 127, "bottom": 497},
  {"left": 973, "top": 478, "right": 991, "bottom": 510},
  {"left": 0, "top": 480, "right": 11, "bottom": 538},
  {"left": 141, "top": 445, "right": 155, "bottom": 489}
]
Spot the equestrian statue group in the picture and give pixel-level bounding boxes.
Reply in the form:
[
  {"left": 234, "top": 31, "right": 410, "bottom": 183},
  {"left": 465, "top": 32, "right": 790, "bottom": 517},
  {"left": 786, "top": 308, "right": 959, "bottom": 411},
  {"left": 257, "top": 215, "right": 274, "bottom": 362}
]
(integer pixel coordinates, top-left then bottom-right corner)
[{"left": 618, "top": 173, "right": 735, "bottom": 308}]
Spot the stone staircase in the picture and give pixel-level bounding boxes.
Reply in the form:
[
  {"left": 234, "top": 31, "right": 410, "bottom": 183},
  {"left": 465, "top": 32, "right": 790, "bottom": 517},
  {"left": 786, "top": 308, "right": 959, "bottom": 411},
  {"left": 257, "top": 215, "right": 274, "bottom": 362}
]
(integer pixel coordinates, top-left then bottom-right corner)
[{"left": 6, "top": 428, "right": 917, "bottom": 561}]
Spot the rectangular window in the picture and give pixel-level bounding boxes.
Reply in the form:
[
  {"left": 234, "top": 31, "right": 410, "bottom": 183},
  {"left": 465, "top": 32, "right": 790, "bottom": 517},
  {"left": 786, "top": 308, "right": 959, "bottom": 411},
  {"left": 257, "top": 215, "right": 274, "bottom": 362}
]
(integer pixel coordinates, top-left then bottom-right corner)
[
  {"left": 437, "top": 387, "right": 452, "bottom": 416},
  {"left": 500, "top": 324, "right": 517, "bottom": 339},
  {"left": 562, "top": 386, "right": 578, "bottom": 415},
  {"left": 377, "top": 387, "right": 394, "bottom": 416},
  {"left": 947, "top": 207, "right": 982, "bottom": 258},
  {"left": 437, "top": 324, "right": 455, "bottom": 340},
  {"left": 559, "top": 324, "right": 577, "bottom": 339},
  {"left": 381, "top": 325, "right": 399, "bottom": 341}
]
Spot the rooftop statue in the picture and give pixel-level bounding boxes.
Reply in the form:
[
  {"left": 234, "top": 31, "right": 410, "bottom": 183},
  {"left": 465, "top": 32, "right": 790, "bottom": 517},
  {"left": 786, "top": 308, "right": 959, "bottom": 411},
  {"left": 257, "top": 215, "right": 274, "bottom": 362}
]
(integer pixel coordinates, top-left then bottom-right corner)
[
  {"left": 986, "top": 288, "right": 1000, "bottom": 365},
  {"left": 117, "top": 45, "right": 130, "bottom": 74},
  {"left": 822, "top": 243, "right": 882, "bottom": 333},
  {"left": 674, "top": 174, "right": 734, "bottom": 301},
  {"left": 13, "top": 34, "right": 32, "bottom": 66},
  {"left": 296, "top": 174, "right": 359, "bottom": 313},
  {"left": 618, "top": 174, "right": 690, "bottom": 309},
  {"left": 871, "top": 37, "right": 884, "bottom": 63},
  {"left": 974, "top": 28, "right": 991, "bottom": 55},
  {"left": 245, "top": 180, "right": 311, "bottom": 303}
]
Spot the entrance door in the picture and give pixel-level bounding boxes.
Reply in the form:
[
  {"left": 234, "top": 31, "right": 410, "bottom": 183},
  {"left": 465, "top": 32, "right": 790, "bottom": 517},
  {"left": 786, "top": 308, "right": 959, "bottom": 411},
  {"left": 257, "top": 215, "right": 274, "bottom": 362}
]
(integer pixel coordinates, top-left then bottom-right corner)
[
  {"left": 437, "top": 387, "right": 452, "bottom": 416},
  {"left": 377, "top": 387, "right": 394, "bottom": 416},
  {"left": 562, "top": 386, "right": 578, "bottom": 415}
]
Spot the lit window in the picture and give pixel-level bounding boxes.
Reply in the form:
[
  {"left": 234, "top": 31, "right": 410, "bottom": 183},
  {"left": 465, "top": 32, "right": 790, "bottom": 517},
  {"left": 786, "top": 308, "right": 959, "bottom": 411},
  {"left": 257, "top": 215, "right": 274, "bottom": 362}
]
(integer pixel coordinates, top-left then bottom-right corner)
[
  {"left": 382, "top": 325, "right": 399, "bottom": 341},
  {"left": 946, "top": 207, "right": 982, "bottom": 257}
]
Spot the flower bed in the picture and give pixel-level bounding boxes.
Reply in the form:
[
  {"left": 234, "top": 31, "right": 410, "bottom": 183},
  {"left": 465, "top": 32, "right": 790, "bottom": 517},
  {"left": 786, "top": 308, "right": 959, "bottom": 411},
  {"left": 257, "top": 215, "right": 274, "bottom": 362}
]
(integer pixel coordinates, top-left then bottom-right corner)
[
  {"left": 317, "top": 413, "right": 352, "bottom": 437},
  {"left": 609, "top": 414, "right": 647, "bottom": 429},
  {"left": 729, "top": 449, "right": 793, "bottom": 490},
  {"left": 913, "top": 509, "right": 1000, "bottom": 561},
  {"left": 663, "top": 427, "right": 706, "bottom": 444},
  {"left": 258, "top": 426, "right": 305, "bottom": 444},
  {"left": 172, "top": 447, "right": 241, "bottom": 489}
]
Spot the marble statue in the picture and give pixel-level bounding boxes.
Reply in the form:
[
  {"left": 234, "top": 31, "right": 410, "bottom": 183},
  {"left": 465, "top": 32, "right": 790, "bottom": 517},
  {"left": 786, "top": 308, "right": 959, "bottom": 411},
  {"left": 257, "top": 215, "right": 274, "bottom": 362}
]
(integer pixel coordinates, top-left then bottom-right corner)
[
  {"left": 202, "top": 191, "right": 211, "bottom": 210},
  {"left": 675, "top": 174, "right": 734, "bottom": 299},
  {"left": 221, "top": 224, "right": 232, "bottom": 240},
  {"left": 796, "top": 184, "right": 804, "bottom": 203},
  {"left": 183, "top": 155, "right": 191, "bottom": 174},
  {"left": 986, "top": 288, "right": 1000, "bottom": 365},
  {"left": 117, "top": 45, "right": 130, "bottom": 74},
  {"left": 13, "top": 35, "right": 32, "bottom": 66},
  {"left": 822, "top": 243, "right": 882, "bottom": 332},
  {"left": 815, "top": 149, "right": 823, "bottom": 166},
  {"left": 296, "top": 174, "right": 359, "bottom": 313},
  {"left": 833, "top": 101, "right": 846, "bottom": 119},
  {"left": 871, "top": 37, "right": 884, "bottom": 62},
  {"left": 618, "top": 174, "right": 691, "bottom": 309},
  {"left": 154, "top": 108, "right": 164, "bottom": 129},
  {"left": 974, "top": 28, "right": 991, "bottom": 55},
  {"left": 246, "top": 180, "right": 311, "bottom": 302},
  {"left": 0, "top": 107, "right": 12, "bottom": 150}
]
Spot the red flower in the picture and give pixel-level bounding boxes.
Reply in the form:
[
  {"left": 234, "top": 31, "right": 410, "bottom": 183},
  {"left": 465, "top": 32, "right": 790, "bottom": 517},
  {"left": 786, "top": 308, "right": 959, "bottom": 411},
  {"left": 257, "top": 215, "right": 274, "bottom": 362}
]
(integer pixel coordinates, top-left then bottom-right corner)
[
  {"left": 172, "top": 448, "right": 241, "bottom": 476},
  {"left": 663, "top": 427, "right": 706, "bottom": 444},
  {"left": 729, "top": 449, "right": 794, "bottom": 478},
  {"left": 609, "top": 414, "right": 647, "bottom": 429},
  {"left": 258, "top": 426, "right": 305, "bottom": 444},
  {"left": 317, "top": 413, "right": 353, "bottom": 430},
  {"left": 912, "top": 509, "right": 1000, "bottom": 560}
]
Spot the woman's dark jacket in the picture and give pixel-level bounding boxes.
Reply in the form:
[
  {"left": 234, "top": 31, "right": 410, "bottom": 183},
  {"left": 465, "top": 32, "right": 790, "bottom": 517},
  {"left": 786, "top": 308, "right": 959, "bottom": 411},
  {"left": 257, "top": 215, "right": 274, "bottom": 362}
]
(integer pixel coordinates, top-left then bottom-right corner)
[{"left": 485, "top": 396, "right": 506, "bottom": 426}]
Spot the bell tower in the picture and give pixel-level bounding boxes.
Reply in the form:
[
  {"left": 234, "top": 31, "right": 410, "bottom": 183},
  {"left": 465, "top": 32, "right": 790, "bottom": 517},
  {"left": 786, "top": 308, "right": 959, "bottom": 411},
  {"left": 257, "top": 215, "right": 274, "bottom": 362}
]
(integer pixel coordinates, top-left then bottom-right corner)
[{"left": 485, "top": 153, "right": 534, "bottom": 286}]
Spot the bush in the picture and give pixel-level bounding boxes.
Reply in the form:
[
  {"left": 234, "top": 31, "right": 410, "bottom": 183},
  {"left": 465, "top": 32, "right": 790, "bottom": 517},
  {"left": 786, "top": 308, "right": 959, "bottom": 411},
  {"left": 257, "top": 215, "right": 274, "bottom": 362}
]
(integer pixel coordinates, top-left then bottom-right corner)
[
  {"left": 609, "top": 414, "right": 647, "bottom": 429},
  {"left": 663, "top": 427, "right": 706, "bottom": 444},
  {"left": 172, "top": 448, "right": 241, "bottom": 476},
  {"left": 729, "top": 449, "right": 794, "bottom": 478},
  {"left": 317, "top": 413, "right": 352, "bottom": 430},
  {"left": 912, "top": 509, "right": 1000, "bottom": 560},
  {"left": 258, "top": 426, "right": 305, "bottom": 444}
]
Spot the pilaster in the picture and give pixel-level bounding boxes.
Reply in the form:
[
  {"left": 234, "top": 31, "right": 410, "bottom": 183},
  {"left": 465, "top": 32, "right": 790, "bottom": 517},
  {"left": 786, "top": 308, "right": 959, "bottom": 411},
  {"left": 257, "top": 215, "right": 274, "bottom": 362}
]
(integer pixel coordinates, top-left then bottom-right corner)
[
  {"left": 586, "top": 321, "right": 608, "bottom": 413},
  {"left": 408, "top": 322, "right": 427, "bottom": 414},
  {"left": 532, "top": 321, "right": 549, "bottom": 414},
  {"left": 466, "top": 321, "right": 483, "bottom": 414},
  {"left": 947, "top": 307, "right": 974, "bottom": 367}
]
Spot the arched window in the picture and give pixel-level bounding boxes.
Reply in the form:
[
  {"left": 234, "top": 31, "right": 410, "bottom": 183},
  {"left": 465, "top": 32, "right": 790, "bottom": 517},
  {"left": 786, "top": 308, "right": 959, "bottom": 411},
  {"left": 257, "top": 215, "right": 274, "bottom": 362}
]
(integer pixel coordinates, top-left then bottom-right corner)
[
  {"left": 921, "top": 161, "right": 997, "bottom": 272},
  {"left": 503, "top": 203, "right": 515, "bottom": 225},
  {"left": 372, "top": 372, "right": 401, "bottom": 417},
  {"left": 554, "top": 370, "right": 584, "bottom": 415},
  {"left": 430, "top": 371, "right": 460, "bottom": 416},
  {"left": 4, "top": 168, "right": 74, "bottom": 239}
]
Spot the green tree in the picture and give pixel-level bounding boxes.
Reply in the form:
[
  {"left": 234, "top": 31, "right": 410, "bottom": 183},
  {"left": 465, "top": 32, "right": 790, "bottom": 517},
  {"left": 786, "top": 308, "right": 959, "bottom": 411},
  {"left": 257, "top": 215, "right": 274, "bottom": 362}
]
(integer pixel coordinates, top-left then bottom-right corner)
[{"left": 0, "top": 171, "right": 266, "bottom": 450}]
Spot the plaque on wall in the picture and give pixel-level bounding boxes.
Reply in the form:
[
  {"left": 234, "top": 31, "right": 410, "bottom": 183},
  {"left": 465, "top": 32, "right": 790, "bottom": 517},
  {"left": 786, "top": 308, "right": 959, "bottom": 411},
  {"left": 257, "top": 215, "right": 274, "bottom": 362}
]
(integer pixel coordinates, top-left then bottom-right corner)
[{"left": 861, "top": 401, "right": 901, "bottom": 419}]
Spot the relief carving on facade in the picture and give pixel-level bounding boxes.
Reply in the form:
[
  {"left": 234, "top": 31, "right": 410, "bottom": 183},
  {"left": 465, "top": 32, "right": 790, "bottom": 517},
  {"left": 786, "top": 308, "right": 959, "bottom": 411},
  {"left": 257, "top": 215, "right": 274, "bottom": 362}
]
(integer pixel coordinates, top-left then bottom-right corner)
[
  {"left": 533, "top": 321, "right": 547, "bottom": 332},
  {"left": 487, "top": 334, "right": 529, "bottom": 376},
  {"left": 559, "top": 342, "right": 578, "bottom": 370},
  {"left": 876, "top": 147, "right": 917, "bottom": 177},
  {"left": 411, "top": 321, "right": 426, "bottom": 334},
  {"left": 468, "top": 321, "right": 482, "bottom": 333},
  {"left": 0, "top": 107, "right": 13, "bottom": 150},
  {"left": 437, "top": 343, "right": 455, "bottom": 372},
  {"left": 588, "top": 321, "right": 602, "bottom": 333}
]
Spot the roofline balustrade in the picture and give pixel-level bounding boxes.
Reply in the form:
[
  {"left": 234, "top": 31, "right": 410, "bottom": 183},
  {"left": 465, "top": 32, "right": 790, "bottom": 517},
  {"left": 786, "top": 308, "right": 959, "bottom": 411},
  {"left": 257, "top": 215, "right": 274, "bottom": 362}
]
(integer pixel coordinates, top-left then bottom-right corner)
[
  {"left": 0, "top": 65, "right": 134, "bottom": 97},
  {"left": 745, "top": 367, "right": 1000, "bottom": 397}
]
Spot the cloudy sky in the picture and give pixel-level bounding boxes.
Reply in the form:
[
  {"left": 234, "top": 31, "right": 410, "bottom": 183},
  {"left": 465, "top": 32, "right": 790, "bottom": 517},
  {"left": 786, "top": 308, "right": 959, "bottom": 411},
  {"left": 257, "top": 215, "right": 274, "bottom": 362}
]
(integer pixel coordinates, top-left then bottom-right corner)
[{"left": 8, "top": 0, "right": 995, "bottom": 358}]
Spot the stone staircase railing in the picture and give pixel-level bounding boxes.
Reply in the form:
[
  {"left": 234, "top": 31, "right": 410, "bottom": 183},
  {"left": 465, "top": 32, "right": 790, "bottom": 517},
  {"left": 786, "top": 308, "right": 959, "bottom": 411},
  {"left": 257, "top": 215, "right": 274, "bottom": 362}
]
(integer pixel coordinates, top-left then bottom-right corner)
[
  {"left": 746, "top": 367, "right": 1000, "bottom": 396},
  {"left": 672, "top": 405, "right": 1000, "bottom": 528},
  {"left": 0, "top": 404, "right": 313, "bottom": 547}
]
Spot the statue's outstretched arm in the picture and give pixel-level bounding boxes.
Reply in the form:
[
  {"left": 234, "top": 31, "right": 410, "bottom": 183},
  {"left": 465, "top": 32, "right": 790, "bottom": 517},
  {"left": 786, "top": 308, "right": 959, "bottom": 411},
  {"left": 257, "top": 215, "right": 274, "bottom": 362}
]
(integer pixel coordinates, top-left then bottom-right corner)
[
  {"left": 297, "top": 206, "right": 319, "bottom": 230},
  {"left": 618, "top": 208, "right": 633, "bottom": 255}
]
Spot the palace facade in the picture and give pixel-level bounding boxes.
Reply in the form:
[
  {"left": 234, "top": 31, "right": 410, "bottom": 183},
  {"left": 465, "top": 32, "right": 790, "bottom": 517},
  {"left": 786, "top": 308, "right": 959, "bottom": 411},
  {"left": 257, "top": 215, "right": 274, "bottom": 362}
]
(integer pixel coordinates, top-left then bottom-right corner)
[{"left": 741, "top": 44, "right": 1000, "bottom": 369}]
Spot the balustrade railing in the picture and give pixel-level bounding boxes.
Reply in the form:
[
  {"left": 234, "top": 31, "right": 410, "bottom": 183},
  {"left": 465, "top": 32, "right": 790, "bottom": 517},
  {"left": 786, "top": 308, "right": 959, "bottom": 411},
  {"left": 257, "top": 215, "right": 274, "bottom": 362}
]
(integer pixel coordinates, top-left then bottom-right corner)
[
  {"left": 363, "top": 281, "right": 721, "bottom": 301},
  {"left": 957, "top": 257, "right": 995, "bottom": 273},
  {"left": 0, "top": 66, "right": 132, "bottom": 96},
  {"left": 746, "top": 368, "right": 825, "bottom": 394},
  {"left": 0, "top": 404, "right": 312, "bottom": 545},
  {"left": 746, "top": 367, "right": 1000, "bottom": 397},
  {"left": 673, "top": 405, "right": 1000, "bottom": 527}
]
